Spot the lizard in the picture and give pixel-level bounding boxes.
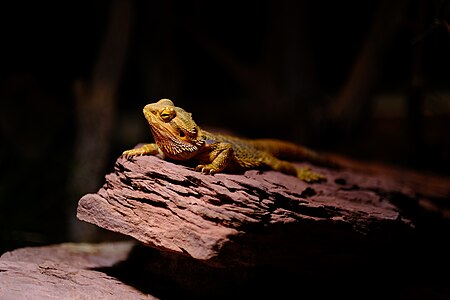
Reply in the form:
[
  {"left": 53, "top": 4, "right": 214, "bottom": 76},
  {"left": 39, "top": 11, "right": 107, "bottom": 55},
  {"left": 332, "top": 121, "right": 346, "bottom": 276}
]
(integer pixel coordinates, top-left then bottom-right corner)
[{"left": 122, "top": 99, "right": 333, "bottom": 182}]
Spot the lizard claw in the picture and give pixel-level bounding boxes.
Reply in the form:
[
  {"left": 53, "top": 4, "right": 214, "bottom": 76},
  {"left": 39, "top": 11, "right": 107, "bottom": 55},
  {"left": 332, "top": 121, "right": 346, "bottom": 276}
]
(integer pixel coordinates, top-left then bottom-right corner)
[
  {"left": 122, "top": 150, "right": 133, "bottom": 159},
  {"left": 122, "top": 148, "right": 146, "bottom": 159},
  {"left": 122, "top": 154, "right": 132, "bottom": 160},
  {"left": 296, "top": 167, "right": 326, "bottom": 183},
  {"left": 194, "top": 165, "right": 204, "bottom": 172},
  {"left": 195, "top": 164, "right": 217, "bottom": 175}
]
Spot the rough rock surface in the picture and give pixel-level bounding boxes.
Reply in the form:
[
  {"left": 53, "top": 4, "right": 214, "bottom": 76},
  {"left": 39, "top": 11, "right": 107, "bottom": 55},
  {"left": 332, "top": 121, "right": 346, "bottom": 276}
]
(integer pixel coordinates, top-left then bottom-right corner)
[
  {"left": 78, "top": 154, "right": 416, "bottom": 267},
  {"left": 3, "top": 154, "right": 450, "bottom": 299},
  {"left": 0, "top": 242, "right": 154, "bottom": 300}
]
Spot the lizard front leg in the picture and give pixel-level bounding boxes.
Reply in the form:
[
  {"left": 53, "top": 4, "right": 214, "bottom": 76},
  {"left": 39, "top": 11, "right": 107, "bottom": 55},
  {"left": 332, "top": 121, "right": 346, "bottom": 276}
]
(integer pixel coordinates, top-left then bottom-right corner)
[
  {"left": 122, "top": 143, "right": 161, "bottom": 158},
  {"left": 195, "top": 142, "right": 234, "bottom": 174}
]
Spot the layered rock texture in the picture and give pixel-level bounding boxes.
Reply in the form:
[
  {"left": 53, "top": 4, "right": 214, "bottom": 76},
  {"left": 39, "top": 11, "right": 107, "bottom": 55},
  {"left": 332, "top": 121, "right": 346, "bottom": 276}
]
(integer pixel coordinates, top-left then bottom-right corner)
[
  {"left": 77, "top": 155, "right": 415, "bottom": 267},
  {"left": 0, "top": 242, "right": 152, "bottom": 299},
  {"left": 2, "top": 153, "right": 450, "bottom": 299}
]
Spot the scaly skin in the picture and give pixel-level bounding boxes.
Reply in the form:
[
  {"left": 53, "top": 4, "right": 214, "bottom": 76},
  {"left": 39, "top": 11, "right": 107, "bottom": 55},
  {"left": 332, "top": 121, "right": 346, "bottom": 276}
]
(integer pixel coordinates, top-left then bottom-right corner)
[{"left": 122, "top": 99, "right": 328, "bottom": 182}]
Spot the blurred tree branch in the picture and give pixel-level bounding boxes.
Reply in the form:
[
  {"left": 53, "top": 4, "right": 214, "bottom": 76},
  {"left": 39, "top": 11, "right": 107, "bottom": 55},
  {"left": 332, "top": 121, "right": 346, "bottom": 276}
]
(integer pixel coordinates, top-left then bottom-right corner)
[
  {"left": 68, "top": 0, "right": 133, "bottom": 241},
  {"left": 329, "top": 0, "right": 407, "bottom": 125},
  {"left": 187, "top": 0, "right": 320, "bottom": 141}
]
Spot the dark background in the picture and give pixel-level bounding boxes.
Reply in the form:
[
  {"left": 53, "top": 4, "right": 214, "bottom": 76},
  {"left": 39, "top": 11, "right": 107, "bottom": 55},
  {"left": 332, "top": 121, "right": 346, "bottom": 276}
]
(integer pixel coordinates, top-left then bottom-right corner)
[{"left": 1, "top": 0, "right": 449, "bottom": 253}]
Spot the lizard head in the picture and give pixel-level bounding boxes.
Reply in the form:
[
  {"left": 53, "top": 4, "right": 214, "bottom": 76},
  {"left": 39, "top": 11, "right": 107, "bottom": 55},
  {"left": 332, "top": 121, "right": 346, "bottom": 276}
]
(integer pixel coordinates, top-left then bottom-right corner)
[{"left": 143, "top": 99, "right": 205, "bottom": 160}]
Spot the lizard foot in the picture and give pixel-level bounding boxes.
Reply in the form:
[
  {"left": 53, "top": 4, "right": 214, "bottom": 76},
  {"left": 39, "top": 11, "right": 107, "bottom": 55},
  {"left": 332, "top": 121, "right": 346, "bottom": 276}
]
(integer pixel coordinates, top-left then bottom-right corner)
[
  {"left": 296, "top": 167, "right": 326, "bottom": 183},
  {"left": 195, "top": 164, "right": 220, "bottom": 175},
  {"left": 122, "top": 149, "right": 146, "bottom": 159},
  {"left": 122, "top": 144, "right": 160, "bottom": 159}
]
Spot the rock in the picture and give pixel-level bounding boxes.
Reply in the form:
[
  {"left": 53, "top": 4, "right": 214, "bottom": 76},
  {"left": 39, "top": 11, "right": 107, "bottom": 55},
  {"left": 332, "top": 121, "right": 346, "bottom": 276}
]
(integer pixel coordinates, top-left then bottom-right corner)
[
  {"left": 77, "top": 154, "right": 416, "bottom": 267},
  {"left": 3, "top": 153, "right": 450, "bottom": 299},
  {"left": 0, "top": 242, "right": 154, "bottom": 300},
  {"left": 2, "top": 239, "right": 449, "bottom": 299}
]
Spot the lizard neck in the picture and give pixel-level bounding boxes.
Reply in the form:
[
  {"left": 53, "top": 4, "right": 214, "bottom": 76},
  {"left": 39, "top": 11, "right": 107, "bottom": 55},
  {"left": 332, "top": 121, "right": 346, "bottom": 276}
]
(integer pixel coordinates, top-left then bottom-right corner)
[{"left": 155, "top": 129, "right": 207, "bottom": 161}]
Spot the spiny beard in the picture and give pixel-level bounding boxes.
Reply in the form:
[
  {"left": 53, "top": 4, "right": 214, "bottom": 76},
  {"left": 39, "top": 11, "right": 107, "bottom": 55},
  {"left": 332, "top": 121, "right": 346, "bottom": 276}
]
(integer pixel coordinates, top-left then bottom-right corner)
[{"left": 157, "top": 135, "right": 205, "bottom": 160}]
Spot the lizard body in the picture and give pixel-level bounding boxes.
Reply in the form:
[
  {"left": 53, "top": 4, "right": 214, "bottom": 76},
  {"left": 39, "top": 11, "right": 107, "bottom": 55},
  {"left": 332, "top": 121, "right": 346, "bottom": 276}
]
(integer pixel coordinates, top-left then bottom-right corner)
[{"left": 123, "top": 99, "right": 330, "bottom": 182}]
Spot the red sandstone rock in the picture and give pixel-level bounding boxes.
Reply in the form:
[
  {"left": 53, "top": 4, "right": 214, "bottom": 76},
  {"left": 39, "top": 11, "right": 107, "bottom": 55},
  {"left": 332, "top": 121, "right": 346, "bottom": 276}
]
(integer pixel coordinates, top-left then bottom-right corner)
[
  {"left": 77, "top": 154, "right": 415, "bottom": 266},
  {"left": 0, "top": 242, "right": 152, "bottom": 300},
  {"left": 3, "top": 154, "right": 449, "bottom": 299}
]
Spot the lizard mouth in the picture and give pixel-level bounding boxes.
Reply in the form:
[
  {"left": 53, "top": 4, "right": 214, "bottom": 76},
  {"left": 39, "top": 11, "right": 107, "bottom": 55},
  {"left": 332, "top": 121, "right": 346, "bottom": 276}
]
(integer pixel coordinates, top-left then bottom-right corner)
[{"left": 146, "top": 115, "right": 201, "bottom": 160}]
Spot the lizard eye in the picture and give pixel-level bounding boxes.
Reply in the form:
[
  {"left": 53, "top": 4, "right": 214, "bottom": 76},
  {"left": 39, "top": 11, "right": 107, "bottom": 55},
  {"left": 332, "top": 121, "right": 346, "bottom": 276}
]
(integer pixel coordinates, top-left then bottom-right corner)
[
  {"left": 160, "top": 107, "right": 176, "bottom": 122},
  {"left": 179, "top": 131, "right": 185, "bottom": 137}
]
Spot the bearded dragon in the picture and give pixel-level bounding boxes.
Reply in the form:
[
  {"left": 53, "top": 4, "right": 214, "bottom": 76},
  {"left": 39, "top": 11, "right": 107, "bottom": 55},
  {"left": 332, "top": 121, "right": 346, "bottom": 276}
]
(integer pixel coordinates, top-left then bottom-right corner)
[{"left": 122, "top": 99, "right": 332, "bottom": 182}]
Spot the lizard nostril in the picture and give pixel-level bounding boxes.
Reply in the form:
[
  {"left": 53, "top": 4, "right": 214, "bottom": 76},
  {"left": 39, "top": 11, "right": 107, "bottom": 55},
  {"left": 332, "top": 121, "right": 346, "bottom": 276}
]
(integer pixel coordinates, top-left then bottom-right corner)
[{"left": 179, "top": 131, "right": 185, "bottom": 137}]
